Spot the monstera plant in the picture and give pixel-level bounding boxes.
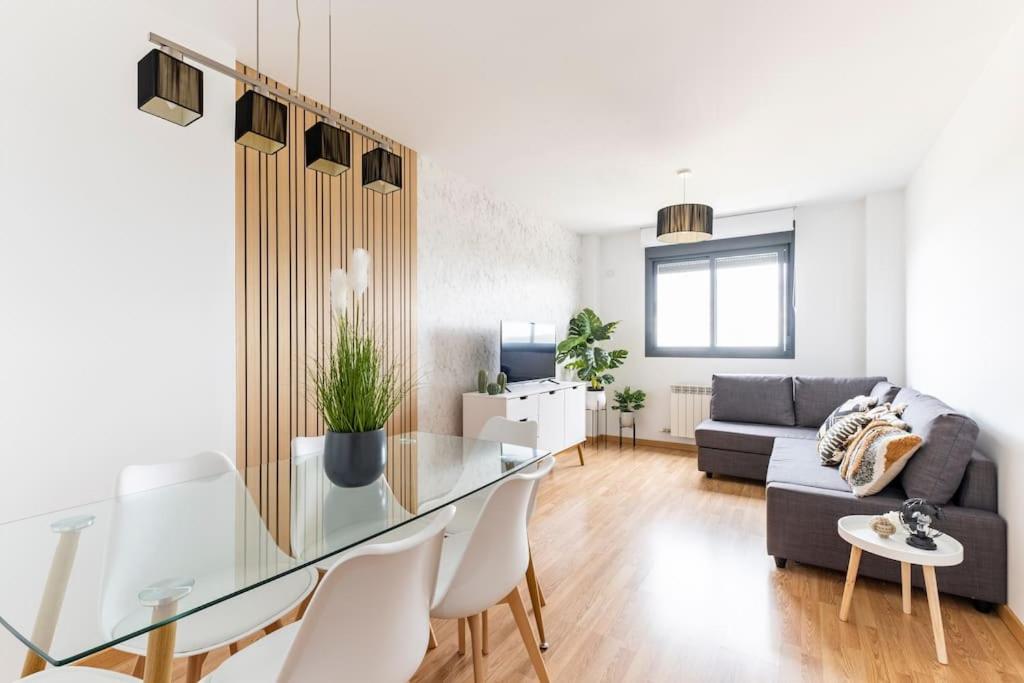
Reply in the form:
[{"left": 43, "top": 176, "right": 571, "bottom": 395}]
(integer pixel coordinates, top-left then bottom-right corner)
[{"left": 556, "top": 308, "right": 628, "bottom": 410}]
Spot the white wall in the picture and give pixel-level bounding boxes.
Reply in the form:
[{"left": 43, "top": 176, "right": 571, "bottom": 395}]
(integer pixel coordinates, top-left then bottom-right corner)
[
  {"left": 585, "top": 200, "right": 869, "bottom": 443},
  {"left": 905, "top": 10, "right": 1024, "bottom": 615},
  {"left": 865, "top": 190, "right": 906, "bottom": 383},
  {"left": 0, "top": 4, "right": 236, "bottom": 674},
  {"left": 417, "top": 156, "right": 583, "bottom": 435}
]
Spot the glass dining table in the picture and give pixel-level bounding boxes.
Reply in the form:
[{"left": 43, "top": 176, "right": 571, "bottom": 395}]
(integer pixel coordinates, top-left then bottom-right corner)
[{"left": 0, "top": 432, "right": 548, "bottom": 682}]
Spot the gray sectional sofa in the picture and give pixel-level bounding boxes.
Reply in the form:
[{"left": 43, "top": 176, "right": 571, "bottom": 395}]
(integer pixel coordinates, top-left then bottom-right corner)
[{"left": 695, "top": 374, "right": 1007, "bottom": 608}]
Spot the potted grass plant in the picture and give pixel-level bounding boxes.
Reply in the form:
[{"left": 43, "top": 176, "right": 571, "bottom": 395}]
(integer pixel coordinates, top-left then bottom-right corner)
[{"left": 313, "top": 249, "right": 416, "bottom": 487}]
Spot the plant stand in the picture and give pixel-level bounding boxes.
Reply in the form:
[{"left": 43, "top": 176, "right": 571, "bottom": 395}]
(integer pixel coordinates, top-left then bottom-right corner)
[
  {"left": 619, "top": 415, "right": 636, "bottom": 449},
  {"left": 586, "top": 407, "right": 609, "bottom": 449}
]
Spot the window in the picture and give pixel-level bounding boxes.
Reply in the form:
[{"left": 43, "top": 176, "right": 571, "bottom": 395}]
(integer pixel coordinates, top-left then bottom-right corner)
[{"left": 645, "top": 231, "right": 795, "bottom": 358}]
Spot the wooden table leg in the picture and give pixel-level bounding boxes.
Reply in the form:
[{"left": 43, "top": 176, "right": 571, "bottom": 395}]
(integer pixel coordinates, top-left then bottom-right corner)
[
  {"left": 923, "top": 566, "right": 948, "bottom": 664},
  {"left": 138, "top": 578, "right": 194, "bottom": 683},
  {"left": 901, "top": 562, "right": 912, "bottom": 615},
  {"left": 20, "top": 515, "right": 95, "bottom": 678},
  {"left": 457, "top": 617, "right": 466, "bottom": 655},
  {"left": 839, "top": 546, "right": 862, "bottom": 622},
  {"left": 577, "top": 443, "right": 585, "bottom": 466},
  {"left": 427, "top": 624, "right": 438, "bottom": 650}
]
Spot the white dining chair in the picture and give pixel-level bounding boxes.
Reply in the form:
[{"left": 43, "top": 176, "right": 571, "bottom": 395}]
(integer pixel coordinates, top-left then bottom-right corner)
[
  {"left": 451, "top": 417, "right": 552, "bottom": 652},
  {"left": 198, "top": 505, "right": 456, "bottom": 682},
  {"left": 101, "top": 451, "right": 319, "bottom": 683},
  {"left": 290, "top": 436, "right": 434, "bottom": 573},
  {"left": 431, "top": 455, "right": 555, "bottom": 683},
  {"left": 21, "top": 669, "right": 140, "bottom": 681}
]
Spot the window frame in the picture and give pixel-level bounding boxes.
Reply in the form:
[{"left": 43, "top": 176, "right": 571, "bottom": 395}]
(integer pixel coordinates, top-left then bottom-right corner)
[{"left": 644, "top": 230, "right": 796, "bottom": 359}]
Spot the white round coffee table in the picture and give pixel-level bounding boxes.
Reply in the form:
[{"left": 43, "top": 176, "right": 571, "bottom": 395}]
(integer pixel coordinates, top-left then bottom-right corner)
[{"left": 837, "top": 514, "right": 964, "bottom": 664}]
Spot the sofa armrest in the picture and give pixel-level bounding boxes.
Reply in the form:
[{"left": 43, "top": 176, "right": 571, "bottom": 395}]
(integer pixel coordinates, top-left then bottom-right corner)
[{"left": 955, "top": 451, "right": 998, "bottom": 512}]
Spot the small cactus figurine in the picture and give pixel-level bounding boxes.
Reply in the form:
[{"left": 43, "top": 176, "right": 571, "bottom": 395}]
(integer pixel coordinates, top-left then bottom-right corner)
[
  {"left": 477, "top": 369, "right": 489, "bottom": 394},
  {"left": 486, "top": 382, "right": 502, "bottom": 395},
  {"left": 496, "top": 372, "right": 508, "bottom": 393}
]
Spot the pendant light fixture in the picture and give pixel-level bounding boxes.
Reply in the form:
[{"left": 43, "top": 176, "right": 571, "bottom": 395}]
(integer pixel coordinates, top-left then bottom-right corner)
[
  {"left": 137, "top": 47, "right": 203, "bottom": 126},
  {"left": 363, "top": 146, "right": 402, "bottom": 194},
  {"left": 656, "top": 169, "right": 713, "bottom": 243},
  {"left": 235, "top": 0, "right": 288, "bottom": 155},
  {"left": 305, "top": 0, "right": 351, "bottom": 176}
]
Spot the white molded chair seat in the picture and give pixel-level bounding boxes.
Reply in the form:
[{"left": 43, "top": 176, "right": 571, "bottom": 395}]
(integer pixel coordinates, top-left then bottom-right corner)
[
  {"left": 202, "top": 506, "right": 456, "bottom": 683},
  {"left": 104, "top": 452, "right": 319, "bottom": 672},
  {"left": 291, "top": 436, "right": 432, "bottom": 572},
  {"left": 22, "top": 671, "right": 139, "bottom": 682}
]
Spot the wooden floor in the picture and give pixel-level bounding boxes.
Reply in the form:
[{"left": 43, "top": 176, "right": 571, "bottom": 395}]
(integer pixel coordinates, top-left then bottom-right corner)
[{"left": 94, "top": 442, "right": 1024, "bottom": 682}]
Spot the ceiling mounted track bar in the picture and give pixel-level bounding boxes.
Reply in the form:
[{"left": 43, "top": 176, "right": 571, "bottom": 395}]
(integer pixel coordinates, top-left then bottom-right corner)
[{"left": 148, "top": 32, "right": 393, "bottom": 151}]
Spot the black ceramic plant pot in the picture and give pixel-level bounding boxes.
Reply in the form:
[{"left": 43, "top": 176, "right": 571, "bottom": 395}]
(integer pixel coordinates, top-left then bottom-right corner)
[{"left": 323, "top": 428, "right": 387, "bottom": 487}]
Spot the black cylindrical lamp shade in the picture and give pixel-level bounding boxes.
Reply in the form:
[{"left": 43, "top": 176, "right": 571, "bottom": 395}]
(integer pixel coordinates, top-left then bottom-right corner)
[
  {"left": 305, "top": 122, "right": 351, "bottom": 176},
  {"left": 362, "top": 147, "right": 403, "bottom": 194},
  {"left": 235, "top": 90, "right": 287, "bottom": 155},
  {"left": 137, "top": 49, "right": 203, "bottom": 126},
  {"left": 656, "top": 204, "right": 714, "bottom": 243}
]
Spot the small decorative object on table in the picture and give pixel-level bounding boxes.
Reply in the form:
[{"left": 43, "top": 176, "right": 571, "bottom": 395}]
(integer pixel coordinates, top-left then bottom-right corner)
[
  {"left": 313, "top": 249, "right": 417, "bottom": 487},
  {"left": 900, "top": 498, "right": 942, "bottom": 550},
  {"left": 496, "top": 372, "right": 508, "bottom": 393},
  {"left": 869, "top": 515, "right": 896, "bottom": 539},
  {"left": 486, "top": 382, "right": 501, "bottom": 395},
  {"left": 477, "top": 369, "right": 489, "bottom": 394}
]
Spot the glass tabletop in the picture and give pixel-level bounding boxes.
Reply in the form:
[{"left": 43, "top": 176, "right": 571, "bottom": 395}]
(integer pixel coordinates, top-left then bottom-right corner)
[{"left": 0, "top": 432, "right": 547, "bottom": 666}]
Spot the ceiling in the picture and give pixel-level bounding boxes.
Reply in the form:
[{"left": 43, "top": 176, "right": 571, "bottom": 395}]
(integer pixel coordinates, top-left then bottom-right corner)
[{"left": 201, "top": 0, "right": 1021, "bottom": 233}]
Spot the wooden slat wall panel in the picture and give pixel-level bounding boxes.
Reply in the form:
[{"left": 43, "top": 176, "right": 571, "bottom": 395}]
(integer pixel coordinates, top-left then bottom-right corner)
[{"left": 235, "top": 65, "right": 418, "bottom": 549}]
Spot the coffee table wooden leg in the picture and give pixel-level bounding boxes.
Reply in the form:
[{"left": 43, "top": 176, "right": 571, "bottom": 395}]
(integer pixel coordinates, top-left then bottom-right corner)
[
  {"left": 923, "top": 565, "right": 948, "bottom": 664},
  {"left": 839, "top": 546, "right": 862, "bottom": 622},
  {"left": 901, "top": 562, "right": 912, "bottom": 614}
]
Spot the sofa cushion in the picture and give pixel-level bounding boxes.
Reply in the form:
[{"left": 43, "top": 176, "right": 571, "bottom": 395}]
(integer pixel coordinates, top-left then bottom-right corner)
[
  {"left": 870, "top": 381, "right": 901, "bottom": 405},
  {"left": 767, "top": 438, "right": 851, "bottom": 492},
  {"left": 711, "top": 375, "right": 796, "bottom": 426},
  {"left": 695, "top": 420, "right": 817, "bottom": 456},
  {"left": 897, "top": 391, "right": 980, "bottom": 504},
  {"left": 793, "top": 376, "right": 887, "bottom": 427},
  {"left": 840, "top": 424, "right": 923, "bottom": 497}
]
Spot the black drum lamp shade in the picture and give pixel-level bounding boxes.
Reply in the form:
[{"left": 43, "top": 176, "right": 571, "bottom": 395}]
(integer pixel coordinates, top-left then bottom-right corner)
[
  {"left": 137, "top": 49, "right": 203, "bottom": 126},
  {"left": 362, "top": 147, "right": 403, "bottom": 194},
  {"left": 235, "top": 89, "right": 287, "bottom": 155},
  {"left": 305, "top": 122, "right": 351, "bottom": 176},
  {"left": 656, "top": 204, "right": 714, "bottom": 243}
]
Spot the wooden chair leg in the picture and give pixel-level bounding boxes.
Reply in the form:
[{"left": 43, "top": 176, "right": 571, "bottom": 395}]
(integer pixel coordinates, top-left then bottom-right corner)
[
  {"left": 184, "top": 652, "right": 207, "bottom": 683},
  {"left": 228, "top": 642, "right": 239, "bottom": 655},
  {"left": 457, "top": 617, "right": 466, "bottom": 655},
  {"left": 428, "top": 624, "right": 438, "bottom": 650},
  {"left": 839, "top": 546, "right": 862, "bottom": 622},
  {"left": 468, "top": 613, "right": 485, "bottom": 683},
  {"left": 526, "top": 554, "right": 548, "bottom": 649},
  {"left": 482, "top": 609, "right": 489, "bottom": 655},
  {"left": 296, "top": 567, "right": 327, "bottom": 620},
  {"left": 504, "top": 586, "right": 551, "bottom": 683},
  {"left": 577, "top": 443, "right": 586, "bottom": 466},
  {"left": 263, "top": 618, "right": 284, "bottom": 636},
  {"left": 132, "top": 656, "right": 146, "bottom": 678}
]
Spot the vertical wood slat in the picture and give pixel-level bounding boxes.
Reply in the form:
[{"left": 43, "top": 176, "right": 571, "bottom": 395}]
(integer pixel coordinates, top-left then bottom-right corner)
[{"left": 235, "top": 64, "right": 419, "bottom": 545}]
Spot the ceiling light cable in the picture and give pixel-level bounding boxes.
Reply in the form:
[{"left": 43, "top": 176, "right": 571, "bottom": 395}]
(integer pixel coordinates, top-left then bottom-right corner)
[{"left": 295, "top": 0, "right": 301, "bottom": 92}]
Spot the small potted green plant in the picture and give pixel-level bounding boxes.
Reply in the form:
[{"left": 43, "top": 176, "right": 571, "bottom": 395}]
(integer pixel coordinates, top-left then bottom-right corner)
[
  {"left": 312, "top": 249, "right": 416, "bottom": 487},
  {"left": 613, "top": 387, "right": 646, "bottom": 427},
  {"left": 556, "top": 308, "right": 628, "bottom": 410}
]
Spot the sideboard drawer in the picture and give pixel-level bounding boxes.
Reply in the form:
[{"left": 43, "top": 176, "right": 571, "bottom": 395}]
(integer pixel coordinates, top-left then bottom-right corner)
[{"left": 506, "top": 394, "right": 539, "bottom": 423}]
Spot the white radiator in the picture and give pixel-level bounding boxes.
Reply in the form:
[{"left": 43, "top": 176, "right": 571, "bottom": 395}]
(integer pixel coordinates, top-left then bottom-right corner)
[{"left": 670, "top": 385, "right": 711, "bottom": 439}]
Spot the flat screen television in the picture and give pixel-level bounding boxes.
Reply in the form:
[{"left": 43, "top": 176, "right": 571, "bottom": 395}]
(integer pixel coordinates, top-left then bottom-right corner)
[{"left": 500, "top": 321, "right": 557, "bottom": 383}]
